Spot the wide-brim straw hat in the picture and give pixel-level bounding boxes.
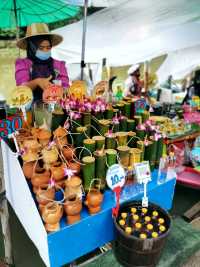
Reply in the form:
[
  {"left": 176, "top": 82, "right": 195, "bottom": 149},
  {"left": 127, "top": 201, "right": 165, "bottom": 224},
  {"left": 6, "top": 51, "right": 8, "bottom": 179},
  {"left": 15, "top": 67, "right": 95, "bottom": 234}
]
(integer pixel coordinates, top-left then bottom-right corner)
[
  {"left": 16, "top": 23, "right": 63, "bottom": 50},
  {"left": 127, "top": 64, "right": 140, "bottom": 75}
]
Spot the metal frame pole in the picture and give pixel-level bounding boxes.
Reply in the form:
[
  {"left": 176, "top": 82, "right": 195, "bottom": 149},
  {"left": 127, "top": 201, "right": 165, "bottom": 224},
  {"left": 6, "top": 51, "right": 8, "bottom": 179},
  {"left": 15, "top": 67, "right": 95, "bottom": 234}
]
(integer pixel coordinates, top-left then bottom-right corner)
[{"left": 81, "top": 0, "right": 89, "bottom": 80}]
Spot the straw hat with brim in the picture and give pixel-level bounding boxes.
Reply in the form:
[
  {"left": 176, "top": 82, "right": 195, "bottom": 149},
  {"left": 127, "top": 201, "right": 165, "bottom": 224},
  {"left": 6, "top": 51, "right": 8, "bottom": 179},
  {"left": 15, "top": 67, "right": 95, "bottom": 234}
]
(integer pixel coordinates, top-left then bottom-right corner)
[
  {"left": 127, "top": 64, "right": 140, "bottom": 75},
  {"left": 16, "top": 23, "right": 63, "bottom": 50}
]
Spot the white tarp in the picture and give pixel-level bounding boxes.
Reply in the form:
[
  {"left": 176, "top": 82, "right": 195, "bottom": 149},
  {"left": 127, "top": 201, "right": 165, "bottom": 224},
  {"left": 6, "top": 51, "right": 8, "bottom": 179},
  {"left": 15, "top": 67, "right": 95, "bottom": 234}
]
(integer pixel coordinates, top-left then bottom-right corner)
[
  {"left": 157, "top": 45, "right": 200, "bottom": 83},
  {"left": 53, "top": 0, "right": 200, "bottom": 68},
  {"left": 1, "top": 141, "right": 50, "bottom": 267}
]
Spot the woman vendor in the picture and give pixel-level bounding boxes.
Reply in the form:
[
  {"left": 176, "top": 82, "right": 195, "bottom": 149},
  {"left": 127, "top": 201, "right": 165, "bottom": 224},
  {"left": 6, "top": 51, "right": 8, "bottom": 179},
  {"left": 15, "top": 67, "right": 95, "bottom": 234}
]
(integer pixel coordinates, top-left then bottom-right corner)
[
  {"left": 15, "top": 23, "right": 69, "bottom": 102},
  {"left": 124, "top": 64, "right": 143, "bottom": 97}
]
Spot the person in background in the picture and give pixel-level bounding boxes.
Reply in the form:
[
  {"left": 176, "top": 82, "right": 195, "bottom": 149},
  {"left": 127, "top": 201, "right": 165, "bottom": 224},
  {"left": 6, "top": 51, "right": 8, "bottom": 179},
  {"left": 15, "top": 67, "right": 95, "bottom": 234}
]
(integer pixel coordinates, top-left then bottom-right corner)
[
  {"left": 15, "top": 23, "right": 69, "bottom": 102},
  {"left": 124, "top": 64, "right": 143, "bottom": 97},
  {"left": 182, "top": 69, "right": 200, "bottom": 104}
]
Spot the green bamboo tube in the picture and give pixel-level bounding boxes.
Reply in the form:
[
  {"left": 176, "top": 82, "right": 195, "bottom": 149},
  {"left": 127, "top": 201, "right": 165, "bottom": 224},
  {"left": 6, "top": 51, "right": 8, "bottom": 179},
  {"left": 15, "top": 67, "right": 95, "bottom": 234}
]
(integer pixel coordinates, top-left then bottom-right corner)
[
  {"left": 149, "top": 136, "right": 162, "bottom": 169},
  {"left": 119, "top": 117, "right": 127, "bottom": 132},
  {"left": 75, "top": 126, "right": 88, "bottom": 148},
  {"left": 137, "top": 140, "right": 144, "bottom": 161},
  {"left": 117, "top": 145, "right": 130, "bottom": 168},
  {"left": 136, "top": 128, "right": 146, "bottom": 140},
  {"left": 127, "top": 119, "right": 136, "bottom": 132},
  {"left": 127, "top": 131, "right": 137, "bottom": 148},
  {"left": 92, "top": 136, "right": 105, "bottom": 150},
  {"left": 124, "top": 102, "right": 131, "bottom": 118},
  {"left": 116, "top": 132, "right": 128, "bottom": 146},
  {"left": 113, "top": 108, "right": 119, "bottom": 117},
  {"left": 129, "top": 148, "right": 142, "bottom": 166},
  {"left": 144, "top": 139, "right": 157, "bottom": 171},
  {"left": 82, "top": 112, "right": 91, "bottom": 126},
  {"left": 116, "top": 103, "right": 125, "bottom": 115},
  {"left": 105, "top": 132, "right": 116, "bottom": 149},
  {"left": 83, "top": 138, "right": 96, "bottom": 157},
  {"left": 105, "top": 149, "right": 117, "bottom": 167},
  {"left": 112, "top": 122, "right": 120, "bottom": 133},
  {"left": 105, "top": 108, "right": 114, "bottom": 120},
  {"left": 94, "top": 112, "right": 103, "bottom": 120},
  {"left": 142, "top": 110, "right": 150, "bottom": 123},
  {"left": 71, "top": 117, "right": 82, "bottom": 132},
  {"left": 134, "top": 115, "right": 142, "bottom": 127},
  {"left": 98, "top": 119, "right": 110, "bottom": 136},
  {"left": 82, "top": 156, "right": 95, "bottom": 191},
  {"left": 94, "top": 151, "right": 106, "bottom": 190},
  {"left": 51, "top": 110, "right": 65, "bottom": 132}
]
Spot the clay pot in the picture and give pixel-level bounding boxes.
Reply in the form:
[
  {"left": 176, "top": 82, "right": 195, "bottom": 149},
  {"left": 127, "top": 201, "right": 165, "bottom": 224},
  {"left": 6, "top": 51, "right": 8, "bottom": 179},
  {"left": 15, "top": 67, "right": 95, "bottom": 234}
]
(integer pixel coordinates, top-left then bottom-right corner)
[
  {"left": 23, "top": 137, "right": 41, "bottom": 152},
  {"left": 62, "top": 146, "right": 75, "bottom": 161},
  {"left": 31, "top": 168, "right": 50, "bottom": 188},
  {"left": 64, "top": 194, "right": 82, "bottom": 224},
  {"left": 68, "top": 161, "right": 81, "bottom": 175},
  {"left": 16, "top": 128, "right": 31, "bottom": 143},
  {"left": 42, "top": 202, "right": 63, "bottom": 232},
  {"left": 22, "top": 161, "right": 38, "bottom": 179},
  {"left": 65, "top": 176, "right": 83, "bottom": 199},
  {"left": 85, "top": 189, "right": 103, "bottom": 215},
  {"left": 37, "top": 129, "right": 51, "bottom": 146},
  {"left": 42, "top": 147, "right": 58, "bottom": 168},
  {"left": 50, "top": 162, "right": 65, "bottom": 181},
  {"left": 55, "top": 179, "right": 66, "bottom": 189},
  {"left": 22, "top": 151, "right": 38, "bottom": 162},
  {"left": 31, "top": 127, "right": 41, "bottom": 138},
  {"left": 36, "top": 187, "right": 55, "bottom": 206},
  {"left": 54, "top": 127, "right": 68, "bottom": 147}
]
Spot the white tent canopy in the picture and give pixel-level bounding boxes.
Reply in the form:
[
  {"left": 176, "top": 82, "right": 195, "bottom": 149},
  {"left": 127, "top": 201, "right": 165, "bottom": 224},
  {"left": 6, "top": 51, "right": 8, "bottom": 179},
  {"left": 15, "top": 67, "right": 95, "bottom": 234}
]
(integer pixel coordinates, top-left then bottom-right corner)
[
  {"left": 63, "top": 0, "right": 123, "bottom": 7},
  {"left": 52, "top": 0, "right": 200, "bottom": 80},
  {"left": 157, "top": 45, "right": 200, "bottom": 82}
]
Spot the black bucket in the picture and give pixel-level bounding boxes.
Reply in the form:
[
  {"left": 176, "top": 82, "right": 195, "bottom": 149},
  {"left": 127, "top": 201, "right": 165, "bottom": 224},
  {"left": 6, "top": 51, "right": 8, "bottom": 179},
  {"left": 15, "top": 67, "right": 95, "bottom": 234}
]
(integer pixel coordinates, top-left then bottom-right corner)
[{"left": 113, "top": 201, "right": 171, "bottom": 267}]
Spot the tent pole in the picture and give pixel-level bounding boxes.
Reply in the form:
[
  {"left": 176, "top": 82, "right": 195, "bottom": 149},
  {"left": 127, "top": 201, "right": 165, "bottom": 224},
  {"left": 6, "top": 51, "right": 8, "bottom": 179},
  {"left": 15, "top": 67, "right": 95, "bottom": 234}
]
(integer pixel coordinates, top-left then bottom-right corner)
[
  {"left": 13, "top": 0, "right": 19, "bottom": 40},
  {"left": 81, "top": 0, "right": 89, "bottom": 80}
]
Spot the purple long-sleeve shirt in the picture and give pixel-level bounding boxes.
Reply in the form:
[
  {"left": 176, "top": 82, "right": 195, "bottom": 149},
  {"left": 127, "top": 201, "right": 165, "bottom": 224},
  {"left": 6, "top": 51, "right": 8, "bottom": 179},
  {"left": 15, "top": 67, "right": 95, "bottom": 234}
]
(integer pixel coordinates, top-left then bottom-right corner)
[{"left": 15, "top": 58, "right": 70, "bottom": 88}]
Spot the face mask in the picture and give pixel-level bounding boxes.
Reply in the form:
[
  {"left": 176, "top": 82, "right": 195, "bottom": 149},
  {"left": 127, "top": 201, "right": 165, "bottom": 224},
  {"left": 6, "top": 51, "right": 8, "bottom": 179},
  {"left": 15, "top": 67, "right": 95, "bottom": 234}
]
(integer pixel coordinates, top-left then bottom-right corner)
[{"left": 35, "top": 49, "right": 51, "bottom": 60}]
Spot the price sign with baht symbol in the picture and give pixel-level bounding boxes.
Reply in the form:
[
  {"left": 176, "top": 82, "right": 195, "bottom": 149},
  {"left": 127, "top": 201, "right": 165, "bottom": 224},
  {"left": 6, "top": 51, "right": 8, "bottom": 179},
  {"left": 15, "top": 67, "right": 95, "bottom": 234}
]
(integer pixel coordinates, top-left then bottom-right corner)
[{"left": 106, "top": 164, "right": 126, "bottom": 217}]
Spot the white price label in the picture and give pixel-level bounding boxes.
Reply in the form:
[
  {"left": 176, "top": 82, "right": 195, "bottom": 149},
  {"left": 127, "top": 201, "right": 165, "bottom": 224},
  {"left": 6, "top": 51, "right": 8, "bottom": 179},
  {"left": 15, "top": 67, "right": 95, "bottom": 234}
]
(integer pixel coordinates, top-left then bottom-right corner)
[
  {"left": 134, "top": 161, "right": 151, "bottom": 184},
  {"left": 106, "top": 164, "right": 126, "bottom": 190}
]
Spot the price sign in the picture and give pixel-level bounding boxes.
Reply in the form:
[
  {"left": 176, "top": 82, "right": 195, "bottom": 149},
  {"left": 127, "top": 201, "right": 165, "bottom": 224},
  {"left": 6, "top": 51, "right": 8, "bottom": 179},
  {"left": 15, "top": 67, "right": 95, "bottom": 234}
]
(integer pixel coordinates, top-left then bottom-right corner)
[
  {"left": 0, "top": 116, "right": 22, "bottom": 140},
  {"left": 134, "top": 161, "right": 151, "bottom": 184},
  {"left": 106, "top": 164, "right": 126, "bottom": 190}
]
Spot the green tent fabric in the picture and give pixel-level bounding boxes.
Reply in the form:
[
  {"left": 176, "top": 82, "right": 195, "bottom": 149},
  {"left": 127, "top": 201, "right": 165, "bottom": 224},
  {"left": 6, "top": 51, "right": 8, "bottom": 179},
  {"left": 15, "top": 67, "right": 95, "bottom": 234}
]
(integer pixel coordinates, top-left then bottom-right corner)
[{"left": 0, "top": 0, "right": 80, "bottom": 29}]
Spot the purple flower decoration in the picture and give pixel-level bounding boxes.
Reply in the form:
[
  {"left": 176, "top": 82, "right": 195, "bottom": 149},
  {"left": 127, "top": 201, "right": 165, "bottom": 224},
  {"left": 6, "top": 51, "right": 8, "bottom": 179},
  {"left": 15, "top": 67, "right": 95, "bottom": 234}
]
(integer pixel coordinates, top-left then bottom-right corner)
[
  {"left": 49, "top": 178, "right": 55, "bottom": 187},
  {"left": 137, "top": 124, "right": 146, "bottom": 130},
  {"left": 64, "top": 119, "right": 70, "bottom": 130},
  {"left": 48, "top": 141, "right": 56, "bottom": 149},
  {"left": 64, "top": 167, "right": 76, "bottom": 178}
]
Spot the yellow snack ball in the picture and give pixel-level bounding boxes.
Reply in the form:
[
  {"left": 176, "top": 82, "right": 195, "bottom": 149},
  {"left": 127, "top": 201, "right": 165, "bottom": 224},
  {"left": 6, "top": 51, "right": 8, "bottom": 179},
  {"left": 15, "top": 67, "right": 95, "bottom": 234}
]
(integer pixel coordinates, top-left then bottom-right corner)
[
  {"left": 119, "top": 219, "right": 126, "bottom": 226},
  {"left": 140, "top": 233, "right": 147, "bottom": 239},
  {"left": 131, "top": 207, "right": 137, "bottom": 214},
  {"left": 133, "top": 214, "right": 139, "bottom": 221},
  {"left": 125, "top": 227, "right": 132, "bottom": 235},
  {"left": 121, "top": 213, "right": 127, "bottom": 219},
  {"left": 158, "top": 218, "right": 165, "bottom": 224},
  {"left": 144, "top": 216, "right": 151, "bottom": 223},
  {"left": 147, "top": 224, "right": 153, "bottom": 230},
  {"left": 159, "top": 225, "right": 166, "bottom": 232},
  {"left": 152, "top": 211, "right": 159, "bottom": 217},
  {"left": 142, "top": 208, "right": 148, "bottom": 214},
  {"left": 152, "top": 232, "right": 158, "bottom": 238},
  {"left": 135, "top": 223, "right": 142, "bottom": 229}
]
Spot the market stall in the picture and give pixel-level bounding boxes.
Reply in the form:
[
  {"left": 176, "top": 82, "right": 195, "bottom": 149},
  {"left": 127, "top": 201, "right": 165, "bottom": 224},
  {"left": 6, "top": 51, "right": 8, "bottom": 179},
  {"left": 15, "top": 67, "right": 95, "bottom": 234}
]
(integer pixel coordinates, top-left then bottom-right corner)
[{"left": 0, "top": 85, "right": 177, "bottom": 267}]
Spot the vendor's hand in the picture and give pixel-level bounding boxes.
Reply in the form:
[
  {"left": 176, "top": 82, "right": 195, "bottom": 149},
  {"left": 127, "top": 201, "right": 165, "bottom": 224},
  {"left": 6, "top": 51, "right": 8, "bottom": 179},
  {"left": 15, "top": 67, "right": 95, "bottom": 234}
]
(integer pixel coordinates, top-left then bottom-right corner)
[{"left": 37, "top": 75, "right": 52, "bottom": 90}]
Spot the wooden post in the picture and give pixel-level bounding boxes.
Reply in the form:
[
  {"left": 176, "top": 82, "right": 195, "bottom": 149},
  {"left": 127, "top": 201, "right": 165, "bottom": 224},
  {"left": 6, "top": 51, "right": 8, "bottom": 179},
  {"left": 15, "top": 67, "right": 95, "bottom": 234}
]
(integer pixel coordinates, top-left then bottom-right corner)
[
  {"left": 0, "top": 143, "right": 13, "bottom": 265},
  {"left": 144, "top": 61, "right": 149, "bottom": 93}
]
